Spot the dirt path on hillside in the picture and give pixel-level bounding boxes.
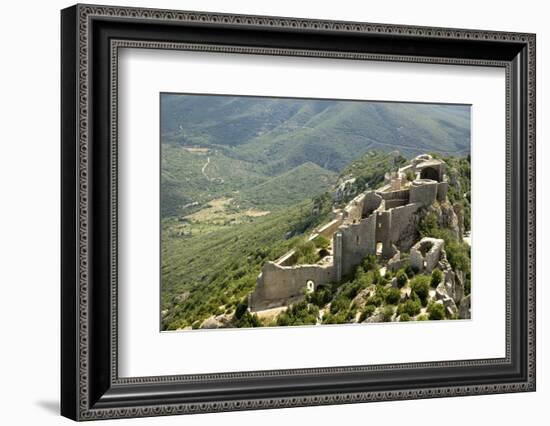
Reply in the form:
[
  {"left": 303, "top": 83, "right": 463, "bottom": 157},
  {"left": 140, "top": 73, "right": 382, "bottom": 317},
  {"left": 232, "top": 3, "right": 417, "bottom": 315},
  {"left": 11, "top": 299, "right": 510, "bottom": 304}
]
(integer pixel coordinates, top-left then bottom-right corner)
[{"left": 201, "top": 156, "right": 211, "bottom": 180}]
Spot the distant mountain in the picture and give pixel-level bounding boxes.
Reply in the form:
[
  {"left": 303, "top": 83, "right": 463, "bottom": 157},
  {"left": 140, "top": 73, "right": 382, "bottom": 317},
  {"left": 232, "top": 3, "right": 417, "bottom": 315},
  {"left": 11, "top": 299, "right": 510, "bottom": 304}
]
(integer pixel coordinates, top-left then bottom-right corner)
[{"left": 161, "top": 94, "right": 471, "bottom": 174}]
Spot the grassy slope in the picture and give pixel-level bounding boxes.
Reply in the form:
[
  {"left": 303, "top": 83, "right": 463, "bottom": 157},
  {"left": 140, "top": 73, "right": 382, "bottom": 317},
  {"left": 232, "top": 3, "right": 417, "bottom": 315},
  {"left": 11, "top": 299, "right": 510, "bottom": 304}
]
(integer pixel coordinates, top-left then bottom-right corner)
[
  {"left": 160, "top": 144, "right": 267, "bottom": 218},
  {"left": 161, "top": 198, "right": 332, "bottom": 329},
  {"left": 235, "top": 162, "right": 337, "bottom": 211}
]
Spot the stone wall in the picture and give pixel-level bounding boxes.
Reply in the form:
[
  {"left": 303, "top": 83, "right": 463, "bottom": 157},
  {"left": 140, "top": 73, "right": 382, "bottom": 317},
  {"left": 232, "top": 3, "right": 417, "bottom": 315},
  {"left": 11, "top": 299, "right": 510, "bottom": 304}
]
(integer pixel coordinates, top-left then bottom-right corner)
[
  {"left": 437, "top": 181, "right": 448, "bottom": 202},
  {"left": 379, "top": 188, "right": 410, "bottom": 202},
  {"left": 410, "top": 179, "right": 438, "bottom": 206},
  {"left": 388, "top": 202, "right": 422, "bottom": 252},
  {"left": 374, "top": 210, "right": 392, "bottom": 257},
  {"left": 343, "top": 193, "right": 365, "bottom": 223},
  {"left": 410, "top": 237, "right": 444, "bottom": 273},
  {"left": 249, "top": 261, "right": 335, "bottom": 311},
  {"left": 316, "top": 217, "right": 344, "bottom": 239},
  {"left": 340, "top": 213, "right": 377, "bottom": 277},
  {"left": 384, "top": 199, "right": 409, "bottom": 209},
  {"left": 362, "top": 191, "right": 383, "bottom": 217}
]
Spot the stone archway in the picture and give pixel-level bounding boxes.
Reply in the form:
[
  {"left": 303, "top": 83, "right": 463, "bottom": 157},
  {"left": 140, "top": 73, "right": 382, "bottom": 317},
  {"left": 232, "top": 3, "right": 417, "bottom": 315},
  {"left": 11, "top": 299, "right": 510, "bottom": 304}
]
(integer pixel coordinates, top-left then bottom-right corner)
[{"left": 306, "top": 280, "right": 315, "bottom": 293}]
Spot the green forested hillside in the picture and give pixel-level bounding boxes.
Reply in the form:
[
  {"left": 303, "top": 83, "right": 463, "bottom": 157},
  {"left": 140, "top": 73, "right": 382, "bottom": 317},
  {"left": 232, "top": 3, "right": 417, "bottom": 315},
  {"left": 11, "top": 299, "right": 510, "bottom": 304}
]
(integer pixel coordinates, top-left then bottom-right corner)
[
  {"left": 235, "top": 162, "right": 337, "bottom": 211},
  {"left": 162, "top": 94, "right": 470, "bottom": 172}
]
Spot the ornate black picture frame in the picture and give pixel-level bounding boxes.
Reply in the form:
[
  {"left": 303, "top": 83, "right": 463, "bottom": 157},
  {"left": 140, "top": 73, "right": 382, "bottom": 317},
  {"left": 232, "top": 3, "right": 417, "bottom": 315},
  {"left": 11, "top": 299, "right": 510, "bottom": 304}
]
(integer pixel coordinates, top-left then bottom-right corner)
[{"left": 61, "top": 4, "right": 536, "bottom": 421}]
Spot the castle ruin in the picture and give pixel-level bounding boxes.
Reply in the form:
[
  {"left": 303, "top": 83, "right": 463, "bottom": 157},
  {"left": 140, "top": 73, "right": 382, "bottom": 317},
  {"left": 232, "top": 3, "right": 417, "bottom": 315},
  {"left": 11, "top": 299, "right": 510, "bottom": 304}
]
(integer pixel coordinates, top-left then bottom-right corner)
[{"left": 248, "top": 154, "right": 451, "bottom": 312}]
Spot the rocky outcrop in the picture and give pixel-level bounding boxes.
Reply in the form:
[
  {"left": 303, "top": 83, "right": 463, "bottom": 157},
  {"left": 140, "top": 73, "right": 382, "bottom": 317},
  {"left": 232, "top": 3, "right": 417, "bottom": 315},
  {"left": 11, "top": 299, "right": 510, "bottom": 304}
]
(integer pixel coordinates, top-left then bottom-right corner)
[
  {"left": 200, "top": 313, "right": 233, "bottom": 329},
  {"left": 453, "top": 203, "right": 465, "bottom": 239},
  {"left": 351, "top": 287, "right": 374, "bottom": 309},
  {"left": 441, "top": 204, "right": 459, "bottom": 239},
  {"left": 365, "top": 312, "right": 385, "bottom": 323},
  {"left": 459, "top": 294, "right": 471, "bottom": 319}
]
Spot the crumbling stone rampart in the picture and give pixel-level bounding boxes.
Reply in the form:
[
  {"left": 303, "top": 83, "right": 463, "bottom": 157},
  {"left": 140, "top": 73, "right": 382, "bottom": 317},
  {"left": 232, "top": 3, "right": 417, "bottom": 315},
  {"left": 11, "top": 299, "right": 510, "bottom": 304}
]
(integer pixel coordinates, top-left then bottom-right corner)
[{"left": 249, "top": 154, "right": 451, "bottom": 312}]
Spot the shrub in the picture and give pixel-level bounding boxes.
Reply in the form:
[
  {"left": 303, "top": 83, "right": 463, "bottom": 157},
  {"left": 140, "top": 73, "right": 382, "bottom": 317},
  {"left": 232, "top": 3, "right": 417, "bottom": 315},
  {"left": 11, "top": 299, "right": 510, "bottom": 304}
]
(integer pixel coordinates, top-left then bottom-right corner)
[
  {"left": 236, "top": 311, "right": 261, "bottom": 327},
  {"left": 445, "top": 239, "right": 470, "bottom": 274},
  {"left": 234, "top": 298, "right": 248, "bottom": 320},
  {"left": 313, "top": 235, "right": 331, "bottom": 249},
  {"left": 277, "top": 301, "right": 319, "bottom": 326},
  {"left": 417, "top": 314, "right": 429, "bottom": 321},
  {"left": 307, "top": 287, "right": 332, "bottom": 307},
  {"left": 398, "top": 299, "right": 421, "bottom": 316},
  {"left": 405, "top": 263, "right": 418, "bottom": 278},
  {"left": 366, "top": 295, "right": 383, "bottom": 307},
  {"left": 382, "top": 305, "right": 395, "bottom": 322},
  {"left": 359, "top": 304, "right": 377, "bottom": 322},
  {"left": 372, "top": 268, "right": 382, "bottom": 285},
  {"left": 427, "top": 302, "right": 446, "bottom": 320},
  {"left": 361, "top": 255, "right": 378, "bottom": 272},
  {"left": 330, "top": 295, "right": 351, "bottom": 314},
  {"left": 431, "top": 268, "right": 443, "bottom": 288},
  {"left": 385, "top": 288, "right": 401, "bottom": 305},
  {"left": 384, "top": 270, "right": 393, "bottom": 280},
  {"left": 417, "top": 215, "right": 471, "bottom": 278},
  {"left": 322, "top": 311, "right": 347, "bottom": 324},
  {"left": 355, "top": 270, "right": 375, "bottom": 288},
  {"left": 342, "top": 281, "right": 362, "bottom": 299},
  {"left": 411, "top": 275, "right": 431, "bottom": 304},
  {"left": 396, "top": 269, "right": 408, "bottom": 288},
  {"left": 419, "top": 212, "right": 439, "bottom": 237},
  {"left": 399, "top": 313, "right": 411, "bottom": 322},
  {"left": 378, "top": 275, "right": 389, "bottom": 286},
  {"left": 375, "top": 284, "right": 388, "bottom": 300},
  {"left": 346, "top": 305, "right": 357, "bottom": 321},
  {"left": 294, "top": 239, "right": 318, "bottom": 265}
]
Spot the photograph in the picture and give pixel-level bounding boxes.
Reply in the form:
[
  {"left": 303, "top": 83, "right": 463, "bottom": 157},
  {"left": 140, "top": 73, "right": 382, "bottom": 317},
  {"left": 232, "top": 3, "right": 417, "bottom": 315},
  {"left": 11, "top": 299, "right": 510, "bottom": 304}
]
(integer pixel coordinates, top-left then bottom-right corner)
[
  {"left": 160, "top": 94, "right": 472, "bottom": 330},
  {"left": 57, "top": 3, "right": 536, "bottom": 421}
]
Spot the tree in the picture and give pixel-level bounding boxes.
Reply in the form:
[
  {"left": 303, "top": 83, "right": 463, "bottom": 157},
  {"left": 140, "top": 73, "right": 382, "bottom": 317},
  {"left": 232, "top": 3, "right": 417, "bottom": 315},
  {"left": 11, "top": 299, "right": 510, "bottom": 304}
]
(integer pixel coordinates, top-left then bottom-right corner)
[
  {"left": 411, "top": 275, "right": 430, "bottom": 305},
  {"left": 396, "top": 269, "right": 408, "bottom": 288},
  {"left": 359, "top": 304, "right": 376, "bottom": 322},
  {"left": 431, "top": 268, "right": 443, "bottom": 288},
  {"left": 366, "top": 295, "right": 383, "bottom": 307},
  {"left": 330, "top": 295, "right": 351, "bottom": 315},
  {"left": 385, "top": 288, "right": 401, "bottom": 305},
  {"left": 399, "top": 313, "right": 411, "bottom": 322},
  {"left": 307, "top": 287, "right": 332, "bottom": 307},
  {"left": 405, "top": 263, "right": 418, "bottom": 278},
  {"left": 382, "top": 305, "right": 395, "bottom": 322},
  {"left": 419, "top": 212, "right": 439, "bottom": 238},
  {"left": 277, "top": 301, "right": 319, "bottom": 326},
  {"left": 398, "top": 299, "right": 421, "bottom": 316},
  {"left": 234, "top": 298, "right": 248, "bottom": 320},
  {"left": 361, "top": 255, "right": 378, "bottom": 272},
  {"left": 427, "top": 302, "right": 446, "bottom": 320},
  {"left": 235, "top": 311, "right": 261, "bottom": 327}
]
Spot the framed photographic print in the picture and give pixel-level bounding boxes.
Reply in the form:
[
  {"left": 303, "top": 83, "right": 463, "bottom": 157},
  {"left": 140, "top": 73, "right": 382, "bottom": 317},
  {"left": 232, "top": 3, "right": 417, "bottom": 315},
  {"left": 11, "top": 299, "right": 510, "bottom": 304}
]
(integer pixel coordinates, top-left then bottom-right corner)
[{"left": 61, "top": 4, "right": 536, "bottom": 421}]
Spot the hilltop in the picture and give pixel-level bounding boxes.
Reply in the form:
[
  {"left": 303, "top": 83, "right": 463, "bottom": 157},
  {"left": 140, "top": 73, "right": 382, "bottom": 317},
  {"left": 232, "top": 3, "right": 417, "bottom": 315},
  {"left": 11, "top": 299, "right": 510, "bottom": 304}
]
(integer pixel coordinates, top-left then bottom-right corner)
[{"left": 162, "top": 94, "right": 470, "bottom": 171}]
